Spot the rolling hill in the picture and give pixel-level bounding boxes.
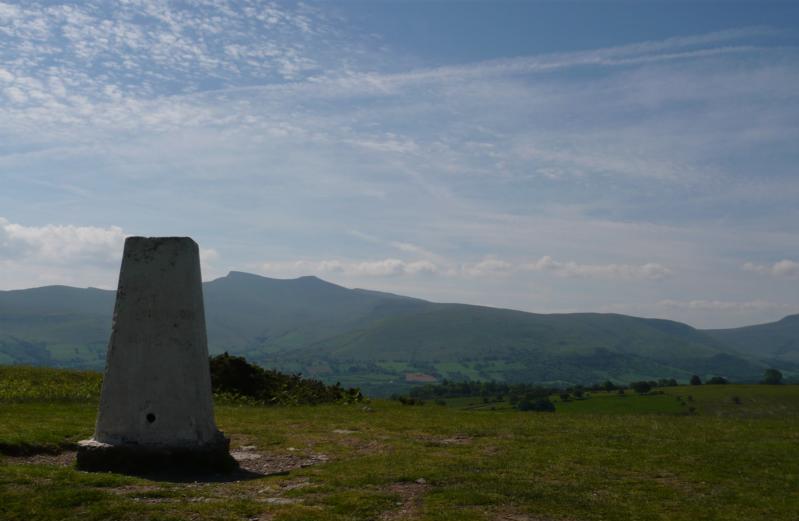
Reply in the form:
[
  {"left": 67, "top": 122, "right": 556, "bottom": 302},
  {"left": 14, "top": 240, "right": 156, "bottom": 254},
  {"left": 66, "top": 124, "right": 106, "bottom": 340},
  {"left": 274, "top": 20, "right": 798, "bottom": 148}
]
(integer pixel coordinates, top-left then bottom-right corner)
[
  {"left": 0, "top": 271, "right": 794, "bottom": 392},
  {"left": 705, "top": 314, "right": 799, "bottom": 368}
]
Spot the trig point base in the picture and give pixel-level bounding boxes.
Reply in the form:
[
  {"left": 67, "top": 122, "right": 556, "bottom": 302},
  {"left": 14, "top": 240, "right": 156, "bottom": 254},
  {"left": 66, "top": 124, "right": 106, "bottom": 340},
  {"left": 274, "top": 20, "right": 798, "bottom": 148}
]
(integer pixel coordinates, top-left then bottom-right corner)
[{"left": 77, "top": 237, "right": 236, "bottom": 473}]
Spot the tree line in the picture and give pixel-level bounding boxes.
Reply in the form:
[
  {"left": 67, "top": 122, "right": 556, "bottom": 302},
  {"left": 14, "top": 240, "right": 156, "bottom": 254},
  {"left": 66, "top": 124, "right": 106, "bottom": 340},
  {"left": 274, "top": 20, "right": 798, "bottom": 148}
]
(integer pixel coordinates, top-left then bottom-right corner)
[{"left": 403, "top": 368, "right": 786, "bottom": 411}]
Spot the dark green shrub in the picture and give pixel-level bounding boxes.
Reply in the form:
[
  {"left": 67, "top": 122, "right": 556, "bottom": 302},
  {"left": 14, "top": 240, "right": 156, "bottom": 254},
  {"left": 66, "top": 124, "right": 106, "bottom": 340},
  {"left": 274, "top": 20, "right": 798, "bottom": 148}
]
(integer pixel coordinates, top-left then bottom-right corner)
[
  {"left": 517, "top": 397, "right": 555, "bottom": 412},
  {"left": 762, "top": 369, "right": 783, "bottom": 385},
  {"left": 601, "top": 380, "right": 617, "bottom": 391},
  {"left": 630, "top": 381, "right": 652, "bottom": 394},
  {"left": 209, "top": 353, "right": 362, "bottom": 405}
]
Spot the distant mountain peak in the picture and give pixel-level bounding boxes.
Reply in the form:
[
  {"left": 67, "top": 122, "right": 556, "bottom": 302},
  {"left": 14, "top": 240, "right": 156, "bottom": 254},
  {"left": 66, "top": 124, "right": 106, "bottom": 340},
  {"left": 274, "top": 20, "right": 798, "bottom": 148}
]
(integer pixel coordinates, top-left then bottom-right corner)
[
  {"left": 224, "top": 270, "right": 265, "bottom": 279},
  {"left": 224, "top": 271, "right": 322, "bottom": 281},
  {"left": 217, "top": 270, "right": 343, "bottom": 289}
]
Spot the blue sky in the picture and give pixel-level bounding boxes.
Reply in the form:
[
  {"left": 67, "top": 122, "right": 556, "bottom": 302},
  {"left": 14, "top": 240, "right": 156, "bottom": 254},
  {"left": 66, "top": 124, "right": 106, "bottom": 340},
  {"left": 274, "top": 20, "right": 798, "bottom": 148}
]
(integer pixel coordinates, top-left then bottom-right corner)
[{"left": 1, "top": 0, "right": 798, "bottom": 328}]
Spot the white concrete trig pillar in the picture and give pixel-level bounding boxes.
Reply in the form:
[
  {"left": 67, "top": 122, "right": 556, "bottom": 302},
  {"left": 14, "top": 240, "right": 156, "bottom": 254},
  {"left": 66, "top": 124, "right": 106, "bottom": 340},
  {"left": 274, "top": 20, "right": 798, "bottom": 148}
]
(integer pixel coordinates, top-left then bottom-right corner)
[{"left": 77, "top": 237, "right": 234, "bottom": 473}]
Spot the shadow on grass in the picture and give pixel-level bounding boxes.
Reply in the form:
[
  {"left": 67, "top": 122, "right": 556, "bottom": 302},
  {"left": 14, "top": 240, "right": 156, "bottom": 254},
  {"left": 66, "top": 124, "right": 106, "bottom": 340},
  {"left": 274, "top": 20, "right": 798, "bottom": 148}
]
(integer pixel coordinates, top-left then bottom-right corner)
[
  {"left": 114, "top": 465, "right": 271, "bottom": 483},
  {"left": 5, "top": 447, "right": 315, "bottom": 484}
]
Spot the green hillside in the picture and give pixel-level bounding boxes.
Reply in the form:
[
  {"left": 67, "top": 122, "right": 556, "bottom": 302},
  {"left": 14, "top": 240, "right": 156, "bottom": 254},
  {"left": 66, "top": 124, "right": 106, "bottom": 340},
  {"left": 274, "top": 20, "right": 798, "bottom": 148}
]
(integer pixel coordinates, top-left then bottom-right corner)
[
  {"left": 0, "top": 286, "right": 114, "bottom": 368},
  {"left": 705, "top": 314, "right": 799, "bottom": 367},
  {"left": 0, "top": 272, "right": 795, "bottom": 392},
  {"left": 0, "top": 273, "right": 429, "bottom": 369},
  {"left": 271, "top": 305, "right": 765, "bottom": 390},
  {"left": 202, "top": 271, "right": 428, "bottom": 356}
]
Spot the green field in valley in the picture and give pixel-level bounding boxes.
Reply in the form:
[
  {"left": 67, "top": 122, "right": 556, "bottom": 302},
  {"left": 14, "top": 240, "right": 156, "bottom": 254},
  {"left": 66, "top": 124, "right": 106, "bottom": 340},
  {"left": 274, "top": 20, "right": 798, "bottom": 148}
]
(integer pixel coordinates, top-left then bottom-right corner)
[{"left": 1, "top": 366, "right": 798, "bottom": 521}]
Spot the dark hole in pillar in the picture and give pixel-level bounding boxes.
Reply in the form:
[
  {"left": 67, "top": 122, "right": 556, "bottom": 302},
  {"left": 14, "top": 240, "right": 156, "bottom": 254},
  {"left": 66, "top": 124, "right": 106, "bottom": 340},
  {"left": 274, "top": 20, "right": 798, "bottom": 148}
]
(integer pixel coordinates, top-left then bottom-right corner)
[{"left": 146, "top": 413, "right": 156, "bottom": 424}]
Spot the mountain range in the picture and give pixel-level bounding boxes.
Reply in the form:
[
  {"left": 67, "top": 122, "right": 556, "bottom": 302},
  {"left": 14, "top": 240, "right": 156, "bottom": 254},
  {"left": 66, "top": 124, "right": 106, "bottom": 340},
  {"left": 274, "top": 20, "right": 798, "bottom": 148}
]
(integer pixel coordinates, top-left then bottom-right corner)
[{"left": 1, "top": 271, "right": 796, "bottom": 394}]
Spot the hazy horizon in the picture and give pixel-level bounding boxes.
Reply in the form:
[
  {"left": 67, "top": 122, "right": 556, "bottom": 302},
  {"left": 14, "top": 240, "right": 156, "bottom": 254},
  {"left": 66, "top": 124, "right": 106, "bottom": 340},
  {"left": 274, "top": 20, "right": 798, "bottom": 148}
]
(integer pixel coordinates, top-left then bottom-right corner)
[{"left": 2, "top": 267, "right": 795, "bottom": 331}]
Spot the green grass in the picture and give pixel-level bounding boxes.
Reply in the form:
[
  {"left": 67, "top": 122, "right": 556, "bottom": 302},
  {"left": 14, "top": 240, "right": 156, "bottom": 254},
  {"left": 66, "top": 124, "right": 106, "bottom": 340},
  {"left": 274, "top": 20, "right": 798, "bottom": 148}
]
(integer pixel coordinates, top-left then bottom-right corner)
[
  {"left": 0, "top": 365, "right": 102, "bottom": 402},
  {"left": 0, "top": 402, "right": 96, "bottom": 454},
  {"left": 661, "top": 384, "right": 799, "bottom": 418},
  {"left": 431, "top": 362, "right": 482, "bottom": 380},
  {"left": 375, "top": 361, "right": 413, "bottom": 372},
  {"left": 554, "top": 392, "right": 684, "bottom": 414},
  {"left": 436, "top": 385, "right": 799, "bottom": 417},
  {"left": 1, "top": 367, "right": 798, "bottom": 520}
]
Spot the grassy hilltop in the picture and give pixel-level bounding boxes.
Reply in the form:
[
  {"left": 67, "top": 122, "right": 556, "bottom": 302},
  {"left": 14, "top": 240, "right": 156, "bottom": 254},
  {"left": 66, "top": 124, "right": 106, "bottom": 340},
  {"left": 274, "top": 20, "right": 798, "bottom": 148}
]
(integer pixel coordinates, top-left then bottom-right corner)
[{"left": 1, "top": 366, "right": 798, "bottom": 521}]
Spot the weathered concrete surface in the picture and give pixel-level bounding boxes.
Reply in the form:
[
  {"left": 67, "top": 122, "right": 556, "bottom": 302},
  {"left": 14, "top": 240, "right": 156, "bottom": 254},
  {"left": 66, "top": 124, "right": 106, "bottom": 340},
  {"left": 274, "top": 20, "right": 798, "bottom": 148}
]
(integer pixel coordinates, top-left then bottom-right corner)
[{"left": 77, "top": 236, "right": 234, "bottom": 472}]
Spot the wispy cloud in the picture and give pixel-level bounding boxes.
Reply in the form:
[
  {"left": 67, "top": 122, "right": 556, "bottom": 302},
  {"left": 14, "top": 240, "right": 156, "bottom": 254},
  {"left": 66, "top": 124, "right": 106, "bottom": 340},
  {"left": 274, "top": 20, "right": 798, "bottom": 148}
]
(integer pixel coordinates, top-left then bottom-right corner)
[
  {"left": 259, "top": 258, "right": 439, "bottom": 278},
  {"left": 0, "top": 216, "right": 124, "bottom": 264},
  {"left": 0, "top": 217, "right": 222, "bottom": 288},
  {"left": 742, "top": 260, "right": 799, "bottom": 279},
  {"left": 523, "top": 256, "right": 672, "bottom": 280},
  {"left": 658, "top": 299, "right": 792, "bottom": 312},
  {"left": 259, "top": 254, "right": 671, "bottom": 281},
  {"left": 0, "top": 216, "right": 124, "bottom": 289},
  {"left": 461, "top": 257, "right": 514, "bottom": 278},
  {"left": 340, "top": 26, "right": 779, "bottom": 89}
]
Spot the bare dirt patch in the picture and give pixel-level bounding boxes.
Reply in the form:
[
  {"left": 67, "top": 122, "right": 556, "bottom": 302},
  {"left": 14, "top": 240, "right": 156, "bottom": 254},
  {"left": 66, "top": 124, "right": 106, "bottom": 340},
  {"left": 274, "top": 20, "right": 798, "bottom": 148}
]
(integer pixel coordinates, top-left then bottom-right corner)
[
  {"left": 380, "top": 481, "right": 428, "bottom": 521},
  {"left": 417, "top": 434, "right": 473, "bottom": 446},
  {"left": 8, "top": 450, "right": 76, "bottom": 467},
  {"left": 106, "top": 484, "right": 163, "bottom": 495},
  {"left": 492, "top": 508, "right": 576, "bottom": 521},
  {"left": 323, "top": 430, "right": 388, "bottom": 456},
  {"left": 231, "top": 447, "right": 329, "bottom": 476},
  {"left": 404, "top": 372, "right": 437, "bottom": 383},
  {"left": 495, "top": 515, "right": 551, "bottom": 521}
]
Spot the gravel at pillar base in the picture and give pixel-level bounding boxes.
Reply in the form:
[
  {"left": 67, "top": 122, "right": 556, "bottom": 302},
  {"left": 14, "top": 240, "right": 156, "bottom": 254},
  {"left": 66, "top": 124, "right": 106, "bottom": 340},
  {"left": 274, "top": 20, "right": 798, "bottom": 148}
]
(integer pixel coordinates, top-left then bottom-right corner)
[{"left": 77, "top": 236, "right": 236, "bottom": 473}]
